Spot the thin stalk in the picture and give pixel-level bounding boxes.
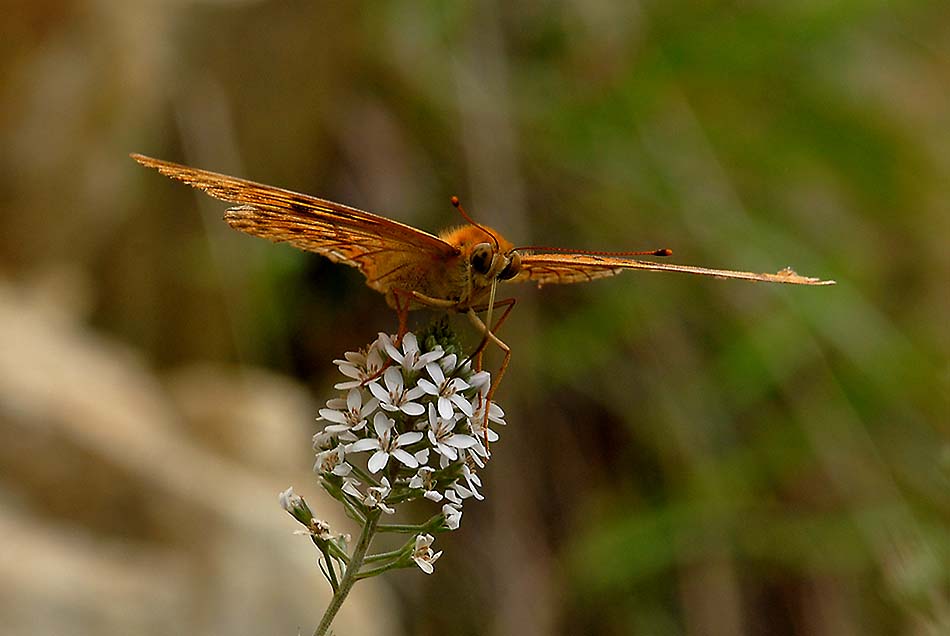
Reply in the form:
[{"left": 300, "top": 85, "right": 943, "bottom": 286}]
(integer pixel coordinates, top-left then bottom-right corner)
[
  {"left": 355, "top": 560, "right": 406, "bottom": 580},
  {"left": 377, "top": 523, "right": 429, "bottom": 534},
  {"left": 312, "top": 540, "right": 340, "bottom": 592},
  {"left": 363, "top": 546, "right": 409, "bottom": 564},
  {"left": 314, "top": 508, "right": 382, "bottom": 636}
]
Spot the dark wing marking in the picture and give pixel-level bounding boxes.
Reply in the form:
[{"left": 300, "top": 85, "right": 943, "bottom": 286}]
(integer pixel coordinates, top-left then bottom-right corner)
[{"left": 512, "top": 253, "right": 835, "bottom": 287}]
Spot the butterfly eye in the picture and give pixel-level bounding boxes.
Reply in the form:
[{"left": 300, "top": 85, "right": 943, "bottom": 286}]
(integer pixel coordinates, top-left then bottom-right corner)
[
  {"left": 498, "top": 252, "right": 522, "bottom": 280},
  {"left": 471, "top": 243, "right": 493, "bottom": 275}
]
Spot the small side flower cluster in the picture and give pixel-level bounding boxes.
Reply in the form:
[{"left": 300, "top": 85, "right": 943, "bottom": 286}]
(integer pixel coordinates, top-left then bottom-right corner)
[{"left": 292, "top": 328, "right": 505, "bottom": 578}]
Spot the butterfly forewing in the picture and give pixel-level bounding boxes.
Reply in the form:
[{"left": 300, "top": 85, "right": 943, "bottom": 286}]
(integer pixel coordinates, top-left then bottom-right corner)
[
  {"left": 131, "top": 154, "right": 461, "bottom": 300},
  {"left": 514, "top": 253, "right": 834, "bottom": 286}
]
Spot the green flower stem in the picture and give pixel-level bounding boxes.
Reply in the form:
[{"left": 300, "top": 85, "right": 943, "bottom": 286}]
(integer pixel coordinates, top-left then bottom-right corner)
[
  {"left": 377, "top": 522, "right": 430, "bottom": 534},
  {"left": 377, "top": 511, "right": 444, "bottom": 534},
  {"left": 362, "top": 546, "right": 410, "bottom": 564},
  {"left": 322, "top": 539, "right": 350, "bottom": 564},
  {"left": 355, "top": 560, "right": 407, "bottom": 580},
  {"left": 314, "top": 508, "right": 382, "bottom": 636},
  {"left": 312, "top": 539, "right": 340, "bottom": 592}
]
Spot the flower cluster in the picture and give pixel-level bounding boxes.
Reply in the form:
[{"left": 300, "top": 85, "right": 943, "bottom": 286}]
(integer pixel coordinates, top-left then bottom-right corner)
[{"left": 307, "top": 329, "right": 505, "bottom": 574}]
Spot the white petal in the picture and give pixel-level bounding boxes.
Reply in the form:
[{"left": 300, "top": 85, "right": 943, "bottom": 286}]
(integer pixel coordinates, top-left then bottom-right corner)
[
  {"left": 446, "top": 434, "right": 477, "bottom": 449},
  {"left": 383, "top": 366, "right": 403, "bottom": 392},
  {"left": 341, "top": 479, "right": 362, "bottom": 497},
  {"left": 405, "top": 385, "right": 427, "bottom": 401},
  {"left": 469, "top": 370, "right": 490, "bottom": 388},
  {"left": 402, "top": 332, "right": 419, "bottom": 353},
  {"left": 367, "top": 450, "right": 390, "bottom": 473},
  {"left": 338, "top": 364, "right": 362, "bottom": 379},
  {"left": 360, "top": 397, "right": 380, "bottom": 417},
  {"left": 419, "top": 350, "right": 443, "bottom": 366},
  {"left": 346, "top": 389, "right": 362, "bottom": 411},
  {"left": 414, "top": 448, "right": 430, "bottom": 464},
  {"left": 392, "top": 448, "right": 419, "bottom": 468},
  {"left": 373, "top": 412, "right": 392, "bottom": 437},
  {"left": 367, "top": 381, "right": 389, "bottom": 402},
  {"left": 413, "top": 557, "right": 434, "bottom": 574},
  {"left": 384, "top": 340, "right": 403, "bottom": 363},
  {"left": 396, "top": 431, "right": 424, "bottom": 446},
  {"left": 424, "top": 490, "right": 444, "bottom": 502},
  {"left": 437, "top": 397, "right": 453, "bottom": 420},
  {"left": 417, "top": 379, "right": 439, "bottom": 396},
  {"left": 348, "top": 438, "right": 380, "bottom": 453},
  {"left": 400, "top": 402, "right": 425, "bottom": 416},
  {"left": 425, "top": 362, "right": 445, "bottom": 385},
  {"left": 440, "top": 354, "right": 458, "bottom": 373},
  {"left": 436, "top": 444, "right": 458, "bottom": 461},
  {"left": 319, "top": 409, "right": 348, "bottom": 424},
  {"left": 450, "top": 394, "right": 474, "bottom": 417}
]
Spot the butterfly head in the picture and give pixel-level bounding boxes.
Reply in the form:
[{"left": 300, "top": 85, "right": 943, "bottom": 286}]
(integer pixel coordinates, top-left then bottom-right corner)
[
  {"left": 469, "top": 239, "right": 522, "bottom": 283},
  {"left": 445, "top": 197, "right": 523, "bottom": 300}
]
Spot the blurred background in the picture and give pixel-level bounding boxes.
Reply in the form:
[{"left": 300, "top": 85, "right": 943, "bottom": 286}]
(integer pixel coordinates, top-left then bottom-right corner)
[{"left": 1, "top": 1, "right": 947, "bottom": 634}]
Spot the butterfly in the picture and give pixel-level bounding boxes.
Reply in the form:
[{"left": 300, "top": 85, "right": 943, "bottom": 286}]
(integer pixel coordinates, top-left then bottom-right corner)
[{"left": 131, "top": 153, "right": 834, "bottom": 407}]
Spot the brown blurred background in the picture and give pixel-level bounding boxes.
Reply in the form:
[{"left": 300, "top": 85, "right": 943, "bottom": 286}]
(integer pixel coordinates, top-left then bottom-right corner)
[{"left": 1, "top": 1, "right": 948, "bottom": 635}]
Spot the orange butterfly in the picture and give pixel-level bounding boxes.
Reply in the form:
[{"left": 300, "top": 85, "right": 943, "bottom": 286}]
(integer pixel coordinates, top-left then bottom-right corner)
[{"left": 131, "top": 153, "right": 834, "bottom": 400}]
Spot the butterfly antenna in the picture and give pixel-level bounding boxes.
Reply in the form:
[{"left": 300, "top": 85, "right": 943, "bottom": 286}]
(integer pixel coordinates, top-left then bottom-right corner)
[
  {"left": 513, "top": 245, "right": 673, "bottom": 257},
  {"left": 451, "top": 196, "right": 500, "bottom": 251}
]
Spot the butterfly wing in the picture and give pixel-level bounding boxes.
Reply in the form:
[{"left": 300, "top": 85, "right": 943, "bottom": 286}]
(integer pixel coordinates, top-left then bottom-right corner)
[
  {"left": 131, "top": 154, "right": 460, "bottom": 296},
  {"left": 512, "top": 253, "right": 835, "bottom": 286}
]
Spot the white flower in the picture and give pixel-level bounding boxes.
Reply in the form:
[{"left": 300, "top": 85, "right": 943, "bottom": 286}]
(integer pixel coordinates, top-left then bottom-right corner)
[
  {"left": 368, "top": 367, "right": 426, "bottom": 416},
  {"left": 443, "top": 468, "right": 481, "bottom": 503},
  {"left": 458, "top": 463, "right": 484, "bottom": 501},
  {"left": 364, "top": 477, "right": 395, "bottom": 514},
  {"left": 383, "top": 332, "right": 443, "bottom": 372},
  {"left": 333, "top": 340, "right": 387, "bottom": 390},
  {"left": 466, "top": 399, "right": 503, "bottom": 466},
  {"left": 418, "top": 362, "right": 474, "bottom": 419},
  {"left": 278, "top": 486, "right": 303, "bottom": 513},
  {"left": 443, "top": 488, "right": 464, "bottom": 507},
  {"left": 348, "top": 412, "right": 424, "bottom": 473},
  {"left": 442, "top": 503, "right": 462, "bottom": 530},
  {"left": 409, "top": 466, "right": 443, "bottom": 502},
  {"left": 312, "top": 429, "right": 335, "bottom": 452},
  {"left": 413, "top": 447, "right": 430, "bottom": 466},
  {"left": 470, "top": 385, "right": 506, "bottom": 426},
  {"left": 313, "top": 444, "right": 352, "bottom": 477},
  {"left": 426, "top": 403, "right": 477, "bottom": 465},
  {"left": 411, "top": 534, "right": 442, "bottom": 574},
  {"left": 293, "top": 518, "right": 332, "bottom": 540},
  {"left": 318, "top": 389, "right": 378, "bottom": 438},
  {"left": 469, "top": 370, "right": 490, "bottom": 391},
  {"left": 340, "top": 476, "right": 362, "bottom": 499}
]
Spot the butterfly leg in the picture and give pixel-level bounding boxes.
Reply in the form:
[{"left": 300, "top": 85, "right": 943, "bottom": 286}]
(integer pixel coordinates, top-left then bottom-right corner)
[
  {"left": 390, "top": 287, "right": 460, "bottom": 346},
  {"left": 465, "top": 307, "right": 512, "bottom": 448},
  {"left": 465, "top": 297, "right": 517, "bottom": 372},
  {"left": 390, "top": 288, "right": 415, "bottom": 346}
]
